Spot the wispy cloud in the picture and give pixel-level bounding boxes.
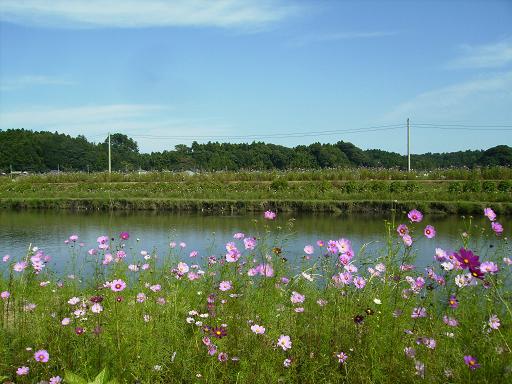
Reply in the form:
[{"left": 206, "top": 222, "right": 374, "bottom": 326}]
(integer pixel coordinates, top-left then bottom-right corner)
[
  {"left": 0, "top": 75, "right": 75, "bottom": 91},
  {"left": 446, "top": 37, "right": 512, "bottom": 69},
  {"left": 0, "top": 0, "right": 300, "bottom": 29},
  {"left": 383, "top": 71, "right": 512, "bottom": 122},
  {"left": 291, "top": 30, "right": 398, "bottom": 46}
]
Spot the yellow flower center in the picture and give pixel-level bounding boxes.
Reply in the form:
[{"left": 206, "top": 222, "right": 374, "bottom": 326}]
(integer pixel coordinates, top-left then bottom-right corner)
[{"left": 463, "top": 258, "right": 469, "bottom": 264}]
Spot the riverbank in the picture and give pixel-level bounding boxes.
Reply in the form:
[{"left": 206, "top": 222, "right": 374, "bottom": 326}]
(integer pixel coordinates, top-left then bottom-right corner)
[
  {"left": 1, "top": 171, "right": 510, "bottom": 214},
  {"left": 1, "top": 197, "right": 512, "bottom": 215}
]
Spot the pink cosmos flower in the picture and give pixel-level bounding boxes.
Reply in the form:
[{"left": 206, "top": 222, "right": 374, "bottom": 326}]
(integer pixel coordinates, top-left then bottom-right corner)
[
  {"left": 2, "top": 254, "right": 10, "bottom": 262},
  {"left": 179, "top": 242, "right": 187, "bottom": 248},
  {"left": 304, "top": 245, "right": 314, "bottom": 255},
  {"left": 290, "top": 291, "right": 305, "bottom": 304},
  {"left": 1, "top": 291, "right": 10, "bottom": 300},
  {"left": 189, "top": 251, "right": 198, "bottom": 258},
  {"left": 464, "top": 355, "right": 480, "bottom": 370},
  {"left": 250, "top": 324, "right": 266, "bottom": 334},
  {"left": 244, "top": 237, "right": 257, "bottom": 250},
  {"left": 411, "top": 307, "right": 427, "bottom": 318},
  {"left": 50, "top": 376, "right": 62, "bottom": 384},
  {"left": 91, "top": 303, "right": 103, "bottom": 313},
  {"left": 491, "top": 222, "right": 503, "bottom": 235},
  {"left": 283, "top": 358, "right": 292, "bottom": 367},
  {"left": 480, "top": 261, "right": 498, "bottom": 274},
  {"left": 264, "top": 210, "right": 276, "bottom": 220},
  {"left": 336, "top": 351, "right": 348, "bottom": 363},
  {"left": 424, "top": 225, "right": 436, "bottom": 239},
  {"left": 397, "top": 224, "right": 409, "bottom": 237},
  {"left": 226, "top": 250, "right": 241, "bottom": 262},
  {"left": 353, "top": 276, "right": 366, "bottom": 289},
  {"left": 404, "top": 347, "right": 416, "bottom": 359},
  {"left": 218, "top": 352, "right": 228, "bottom": 362},
  {"left": 277, "top": 335, "right": 292, "bottom": 351},
  {"left": 110, "top": 279, "right": 127, "bottom": 292},
  {"left": 443, "top": 316, "right": 459, "bottom": 327},
  {"left": 150, "top": 284, "right": 161, "bottom": 292},
  {"left": 488, "top": 314, "right": 500, "bottom": 330},
  {"left": 120, "top": 231, "right": 130, "bottom": 240},
  {"left": 34, "top": 349, "right": 50, "bottom": 362},
  {"left": 61, "top": 317, "right": 70, "bottom": 325},
  {"left": 448, "top": 295, "right": 458, "bottom": 308},
  {"left": 484, "top": 207, "right": 496, "bottom": 221},
  {"left": 408, "top": 209, "right": 423, "bottom": 222},
  {"left": 16, "top": 366, "right": 29, "bottom": 376},
  {"left": 316, "top": 240, "right": 324, "bottom": 247},
  {"left": 69, "top": 234, "right": 79, "bottom": 242},
  {"left": 13, "top": 261, "right": 28, "bottom": 272},
  {"left": 233, "top": 232, "right": 245, "bottom": 239},
  {"left": 219, "top": 281, "right": 232, "bottom": 291},
  {"left": 177, "top": 262, "right": 189, "bottom": 274},
  {"left": 402, "top": 234, "right": 413, "bottom": 247}
]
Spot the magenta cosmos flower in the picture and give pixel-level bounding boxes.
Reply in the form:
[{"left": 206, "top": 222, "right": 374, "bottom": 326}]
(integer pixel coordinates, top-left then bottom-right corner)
[
  {"left": 408, "top": 209, "right": 423, "bottom": 223},
  {"left": 491, "top": 222, "right": 503, "bottom": 235},
  {"left": 110, "top": 279, "right": 127, "bottom": 292},
  {"left": 264, "top": 210, "right": 276, "bottom": 220},
  {"left": 464, "top": 355, "right": 480, "bottom": 370},
  {"left": 448, "top": 295, "right": 459, "bottom": 308},
  {"left": 453, "top": 248, "right": 480, "bottom": 270},
  {"left": 34, "top": 349, "right": 50, "bottom": 363},
  {"left": 424, "top": 225, "right": 436, "bottom": 239},
  {"left": 120, "top": 231, "right": 130, "bottom": 240}
]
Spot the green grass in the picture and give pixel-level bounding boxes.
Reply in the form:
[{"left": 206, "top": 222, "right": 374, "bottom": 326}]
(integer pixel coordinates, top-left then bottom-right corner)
[
  {"left": 1, "top": 212, "right": 511, "bottom": 383},
  {"left": 1, "top": 170, "right": 511, "bottom": 214}
]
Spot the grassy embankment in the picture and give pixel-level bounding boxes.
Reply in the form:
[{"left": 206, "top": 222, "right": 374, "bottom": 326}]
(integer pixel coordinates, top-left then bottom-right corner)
[
  {"left": 0, "top": 211, "right": 511, "bottom": 383},
  {"left": 0, "top": 168, "right": 511, "bottom": 214}
]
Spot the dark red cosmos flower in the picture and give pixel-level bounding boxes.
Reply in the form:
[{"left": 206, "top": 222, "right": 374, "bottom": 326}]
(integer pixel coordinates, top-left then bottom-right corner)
[
  {"left": 90, "top": 295, "right": 104, "bottom": 303},
  {"left": 75, "top": 327, "right": 85, "bottom": 335},
  {"left": 211, "top": 326, "right": 227, "bottom": 339},
  {"left": 469, "top": 266, "right": 484, "bottom": 279},
  {"left": 453, "top": 248, "right": 480, "bottom": 270}
]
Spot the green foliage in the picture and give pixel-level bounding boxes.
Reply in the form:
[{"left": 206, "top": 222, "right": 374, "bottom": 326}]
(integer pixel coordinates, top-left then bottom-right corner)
[
  {"left": 270, "top": 178, "right": 289, "bottom": 191},
  {"left": 2, "top": 129, "right": 512, "bottom": 173},
  {"left": 65, "top": 368, "right": 118, "bottom": 384}
]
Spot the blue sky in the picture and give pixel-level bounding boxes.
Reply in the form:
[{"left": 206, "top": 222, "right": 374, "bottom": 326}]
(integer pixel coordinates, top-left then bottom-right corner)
[{"left": 0, "top": 0, "right": 511, "bottom": 154}]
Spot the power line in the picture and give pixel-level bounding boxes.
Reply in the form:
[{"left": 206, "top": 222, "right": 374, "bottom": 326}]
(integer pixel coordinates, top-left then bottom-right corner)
[{"left": 128, "top": 124, "right": 405, "bottom": 140}]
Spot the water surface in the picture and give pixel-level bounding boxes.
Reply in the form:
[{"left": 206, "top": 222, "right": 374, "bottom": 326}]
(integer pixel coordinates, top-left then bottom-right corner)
[{"left": 0, "top": 210, "right": 509, "bottom": 274}]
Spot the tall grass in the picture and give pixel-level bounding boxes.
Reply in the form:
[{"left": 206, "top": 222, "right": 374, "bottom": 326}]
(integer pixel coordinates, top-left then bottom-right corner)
[{"left": 1, "top": 209, "right": 511, "bottom": 383}]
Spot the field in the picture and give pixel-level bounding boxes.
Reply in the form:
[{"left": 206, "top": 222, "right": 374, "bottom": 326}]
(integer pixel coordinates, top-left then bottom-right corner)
[
  {"left": 1, "top": 168, "right": 511, "bottom": 214},
  {"left": 0, "top": 208, "right": 511, "bottom": 383}
]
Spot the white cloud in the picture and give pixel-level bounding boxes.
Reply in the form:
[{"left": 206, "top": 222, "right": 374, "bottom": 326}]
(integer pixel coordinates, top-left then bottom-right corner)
[
  {"left": 0, "top": 75, "right": 76, "bottom": 91},
  {"left": 291, "top": 30, "right": 397, "bottom": 46},
  {"left": 446, "top": 37, "right": 512, "bottom": 69},
  {"left": 383, "top": 71, "right": 512, "bottom": 122},
  {"left": 0, "top": 0, "right": 299, "bottom": 29}
]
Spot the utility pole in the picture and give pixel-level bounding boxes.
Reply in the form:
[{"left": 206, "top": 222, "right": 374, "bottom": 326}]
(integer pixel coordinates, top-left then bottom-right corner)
[
  {"left": 407, "top": 118, "right": 411, "bottom": 172},
  {"left": 108, "top": 132, "right": 112, "bottom": 174}
]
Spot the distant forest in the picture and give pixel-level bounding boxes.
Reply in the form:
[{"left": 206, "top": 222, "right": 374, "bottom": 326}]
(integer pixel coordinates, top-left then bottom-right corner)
[{"left": 1, "top": 129, "right": 511, "bottom": 173}]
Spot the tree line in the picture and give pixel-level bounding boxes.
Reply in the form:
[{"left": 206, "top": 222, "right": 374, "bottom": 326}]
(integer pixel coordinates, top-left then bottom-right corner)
[{"left": 0, "top": 129, "right": 510, "bottom": 173}]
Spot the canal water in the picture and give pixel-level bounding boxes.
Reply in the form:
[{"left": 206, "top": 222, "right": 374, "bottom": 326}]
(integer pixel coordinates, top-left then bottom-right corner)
[{"left": 0, "top": 210, "right": 509, "bottom": 275}]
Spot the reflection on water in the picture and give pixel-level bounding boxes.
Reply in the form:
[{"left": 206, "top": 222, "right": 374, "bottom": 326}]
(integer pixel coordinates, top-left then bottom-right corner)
[{"left": 0, "top": 210, "right": 509, "bottom": 274}]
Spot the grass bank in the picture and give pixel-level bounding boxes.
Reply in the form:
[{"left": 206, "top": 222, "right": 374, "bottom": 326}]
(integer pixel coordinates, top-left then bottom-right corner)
[
  {"left": 1, "top": 170, "right": 510, "bottom": 214},
  {"left": 0, "top": 210, "right": 511, "bottom": 383}
]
